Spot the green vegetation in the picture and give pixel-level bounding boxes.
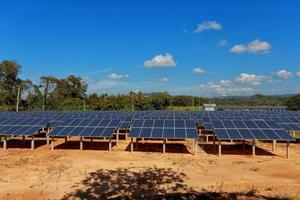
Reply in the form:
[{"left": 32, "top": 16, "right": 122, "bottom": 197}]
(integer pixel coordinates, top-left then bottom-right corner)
[{"left": 1, "top": 59, "right": 300, "bottom": 111}]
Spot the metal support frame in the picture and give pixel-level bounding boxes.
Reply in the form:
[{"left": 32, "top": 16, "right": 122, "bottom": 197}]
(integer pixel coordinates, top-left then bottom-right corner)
[
  {"left": 218, "top": 140, "right": 222, "bottom": 157},
  {"left": 213, "top": 132, "right": 216, "bottom": 151},
  {"left": 3, "top": 136, "right": 7, "bottom": 150},
  {"left": 130, "top": 137, "right": 134, "bottom": 152},
  {"left": 116, "top": 129, "right": 119, "bottom": 146},
  {"left": 286, "top": 141, "right": 290, "bottom": 158},
  {"left": 46, "top": 135, "right": 50, "bottom": 145},
  {"left": 194, "top": 139, "right": 198, "bottom": 155},
  {"left": 90, "top": 138, "right": 93, "bottom": 142},
  {"left": 80, "top": 137, "right": 83, "bottom": 150},
  {"left": 31, "top": 136, "right": 35, "bottom": 150},
  {"left": 51, "top": 136, "right": 54, "bottom": 150},
  {"left": 252, "top": 140, "right": 256, "bottom": 157},
  {"left": 65, "top": 137, "right": 68, "bottom": 143},
  {"left": 108, "top": 138, "right": 112, "bottom": 151},
  {"left": 22, "top": 135, "right": 25, "bottom": 143},
  {"left": 206, "top": 135, "right": 209, "bottom": 143},
  {"left": 272, "top": 140, "right": 276, "bottom": 152},
  {"left": 163, "top": 139, "right": 167, "bottom": 154}
]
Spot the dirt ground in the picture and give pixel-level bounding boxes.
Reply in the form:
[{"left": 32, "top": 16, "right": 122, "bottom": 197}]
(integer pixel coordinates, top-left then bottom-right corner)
[{"left": 0, "top": 136, "right": 300, "bottom": 200}]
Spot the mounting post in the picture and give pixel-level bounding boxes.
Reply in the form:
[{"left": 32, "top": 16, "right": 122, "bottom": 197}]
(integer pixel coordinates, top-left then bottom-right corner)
[
  {"left": 80, "top": 137, "right": 83, "bottom": 151},
  {"left": 130, "top": 137, "right": 134, "bottom": 152},
  {"left": 272, "top": 140, "right": 276, "bottom": 152},
  {"left": 163, "top": 139, "right": 166, "bottom": 154},
  {"left": 286, "top": 141, "right": 290, "bottom": 158},
  {"left": 46, "top": 135, "right": 50, "bottom": 145},
  {"left": 31, "top": 136, "right": 35, "bottom": 150},
  {"left": 218, "top": 140, "right": 222, "bottom": 157},
  {"left": 116, "top": 129, "right": 119, "bottom": 146},
  {"left": 108, "top": 138, "right": 112, "bottom": 152},
  {"left": 194, "top": 139, "right": 198, "bottom": 155},
  {"left": 3, "top": 136, "right": 7, "bottom": 150},
  {"left": 252, "top": 140, "right": 256, "bottom": 157},
  {"left": 51, "top": 136, "right": 54, "bottom": 150}
]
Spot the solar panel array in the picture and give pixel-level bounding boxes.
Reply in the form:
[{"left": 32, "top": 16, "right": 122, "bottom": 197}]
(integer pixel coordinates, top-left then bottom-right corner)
[
  {"left": 0, "top": 110, "right": 299, "bottom": 140},
  {"left": 49, "top": 118, "right": 121, "bottom": 138},
  {"left": 129, "top": 119, "right": 198, "bottom": 139},
  {"left": 0, "top": 117, "right": 51, "bottom": 136},
  {"left": 212, "top": 119, "right": 294, "bottom": 141}
]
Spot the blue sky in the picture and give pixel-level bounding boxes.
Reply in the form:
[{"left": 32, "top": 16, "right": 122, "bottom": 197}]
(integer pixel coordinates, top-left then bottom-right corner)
[{"left": 1, "top": 0, "right": 300, "bottom": 96}]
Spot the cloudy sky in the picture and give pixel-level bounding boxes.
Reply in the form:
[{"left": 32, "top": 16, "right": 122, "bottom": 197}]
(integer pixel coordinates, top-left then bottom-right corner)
[{"left": 1, "top": 0, "right": 300, "bottom": 96}]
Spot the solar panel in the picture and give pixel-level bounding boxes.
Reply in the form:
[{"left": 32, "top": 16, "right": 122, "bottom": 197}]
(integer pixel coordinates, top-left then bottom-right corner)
[
  {"left": 128, "top": 119, "right": 198, "bottom": 139},
  {"left": 213, "top": 119, "right": 295, "bottom": 141},
  {"left": 49, "top": 118, "right": 121, "bottom": 138},
  {"left": 0, "top": 117, "right": 51, "bottom": 136}
]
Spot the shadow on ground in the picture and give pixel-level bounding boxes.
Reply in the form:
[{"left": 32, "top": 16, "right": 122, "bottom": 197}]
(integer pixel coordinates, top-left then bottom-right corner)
[
  {"left": 199, "top": 143, "right": 276, "bottom": 156},
  {"left": 62, "top": 167, "right": 289, "bottom": 200},
  {"left": 54, "top": 141, "right": 115, "bottom": 151},
  {"left": 0, "top": 139, "right": 46, "bottom": 149},
  {"left": 124, "top": 142, "right": 190, "bottom": 154}
]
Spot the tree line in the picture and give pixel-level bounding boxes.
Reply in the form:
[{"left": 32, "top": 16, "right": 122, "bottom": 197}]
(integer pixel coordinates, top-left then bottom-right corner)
[{"left": 1, "top": 60, "right": 300, "bottom": 111}]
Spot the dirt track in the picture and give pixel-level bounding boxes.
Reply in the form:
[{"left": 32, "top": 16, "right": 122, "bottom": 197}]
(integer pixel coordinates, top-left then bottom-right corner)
[{"left": 0, "top": 137, "right": 300, "bottom": 199}]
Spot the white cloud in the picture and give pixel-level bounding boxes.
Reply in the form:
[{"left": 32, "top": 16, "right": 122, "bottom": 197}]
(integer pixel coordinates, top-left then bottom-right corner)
[
  {"left": 144, "top": 53, "right": 176, "bottom": 68},
  {"left": 235, "top": 73, "right": 268, "bottom": 85},
  {"left": 276, "top": 70, "right": 293, "bottom": 79},
  {"left": 230, "top": 45, "right": 247, "bottom": 54},
  {"left": 218, "top": 39, "right": 228, "bottom": 47},
  {"left": 297, "top": 71, "right": 300, "bottom": 77},
  {"left": 192, "top": 68, "right": 206, "bottom": 75},
  {"left": 194, "top": 21, "right": 222, "bottom": 33},
  {"left": 108, "top": 73, "right": 129, "bottom": 79},
  {"left": 198, "top": 80, "right": 253, "bottom": 96},
  {"left": 159, "top": 77, "right": 170, "bottom": 82},
  {"left": 230, "top": 39, "right": 271, "bottom": 54}
]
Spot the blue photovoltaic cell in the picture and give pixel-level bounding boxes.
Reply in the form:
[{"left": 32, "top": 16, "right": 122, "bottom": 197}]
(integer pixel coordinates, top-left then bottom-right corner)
[
  {"left": 211, "top": 120, "right": 224, "bottom": 128},
  {"left": 265, "top": 120, "right": 281, "bottom": 129},
  {"left": 175, "top": 128, "right": 186, "bottom": 138},
  {"left": 243, "top": 121, "right": 258, "bottom": 129},
  {"left": 254, "top": 121, "right": 269, "bottom": 129},
  {"left": 129, "top": 128, "right": 141, "bottom": 138},
  {"left": 203, "top": 122, "right": 213, "bottom": 131},
  {"left": 133, "top": 120, "right": 144, "bottom": 127},
  {"left": 233, "top": 120, "right": 246, "bottom": 128},
  {"left": 238, "top": 129, "right": 255, "bottom": 139},
  {"left": 164, "top": 120, "right": 174, "bottom": 128},
  {"left": 139, "top": 128, "right": 152, "bottom": 138},
  {"left": 274, "top": 130, "right": 295, "bottom": 140},
  {"left": 186, "top": 129, "right": 198, "bottom": 139},
  {"left": 143, "top": 120, "right": 154, "bottom": 128},
  {"left": 163, "top": 128, "right": 174, "bottom": 138},
  {"left": 215, "top": 129, "right": 230, "bottom": 140},
  {"left": 226, "top": 129, "right": 242, "bottom": 140},
  {"left": 80, "top": 127, "right": 95, "bottom": 137},
  {"left": 175, "top": 120, "right": 185, "bottom": 128},
  {"left": 102, "top": 128, "right": 116, "bottom": 137},
  {"left": 250, "top": 129, "right": 268, "bottom": 140},
  {"left": 154, "top": 120, "right": 164, "bottom": 128},
  {"left": 151, "top": 128, "right": 163, "bottom": 138},
  {"left": 263, "top": 130, "right": 280, "bottom": 140},
  {"left": 222, "top": 121, "right": 235, "bottom": 128}
]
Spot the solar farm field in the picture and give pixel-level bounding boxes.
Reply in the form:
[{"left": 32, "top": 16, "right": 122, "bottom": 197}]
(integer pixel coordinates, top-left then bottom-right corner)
[
  {"left": 0, "top": 138, "right": 300, "bottom": 199},
  {"left": 0, "top": 110, "right": 300, "bottom": 199}
]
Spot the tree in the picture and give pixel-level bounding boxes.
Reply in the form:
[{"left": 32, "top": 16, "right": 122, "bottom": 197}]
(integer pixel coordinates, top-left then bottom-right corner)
[
  {"left": 286, "top": 94, "right": 300, "bottom": 111},
  {"left": 0, "top": 60, "right": 21, "bottom": 109}
]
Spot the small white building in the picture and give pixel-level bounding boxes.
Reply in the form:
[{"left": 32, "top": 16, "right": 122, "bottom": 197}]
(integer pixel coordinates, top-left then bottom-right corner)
[{"left": 204, "top": 104, "right": 216, "bottom": 111}]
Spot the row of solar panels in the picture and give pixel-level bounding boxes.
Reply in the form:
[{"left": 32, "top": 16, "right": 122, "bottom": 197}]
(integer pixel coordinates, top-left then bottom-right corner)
[
  {"left": 202, "top": 120, "right": 295, "bottom": 141},
  {"left": 0, "top": 117, "right": 199, "bottom": 140}
]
